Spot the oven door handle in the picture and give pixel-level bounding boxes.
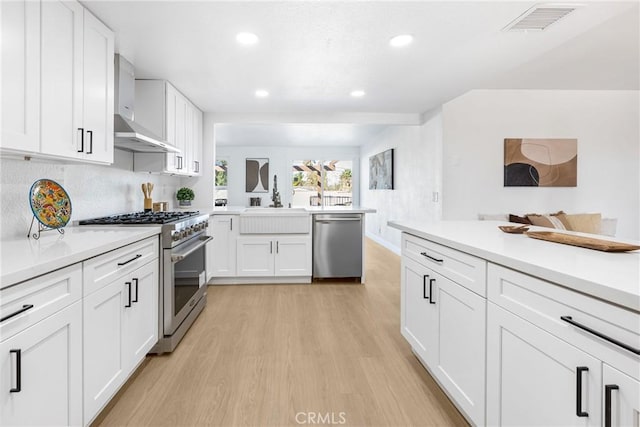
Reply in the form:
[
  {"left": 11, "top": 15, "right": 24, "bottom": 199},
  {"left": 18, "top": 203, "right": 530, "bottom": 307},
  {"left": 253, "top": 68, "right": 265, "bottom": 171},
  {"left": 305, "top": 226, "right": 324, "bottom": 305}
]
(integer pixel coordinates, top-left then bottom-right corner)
[{"left": 171, "top": 236, "right": 213, "bottom": 263}]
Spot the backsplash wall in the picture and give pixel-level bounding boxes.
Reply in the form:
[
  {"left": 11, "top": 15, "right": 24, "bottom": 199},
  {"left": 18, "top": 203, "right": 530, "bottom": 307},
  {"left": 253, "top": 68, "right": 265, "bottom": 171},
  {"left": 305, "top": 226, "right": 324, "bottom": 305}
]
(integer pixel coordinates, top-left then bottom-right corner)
[{"left": 0, "top": 149, "right": 181, "bottom": 239}]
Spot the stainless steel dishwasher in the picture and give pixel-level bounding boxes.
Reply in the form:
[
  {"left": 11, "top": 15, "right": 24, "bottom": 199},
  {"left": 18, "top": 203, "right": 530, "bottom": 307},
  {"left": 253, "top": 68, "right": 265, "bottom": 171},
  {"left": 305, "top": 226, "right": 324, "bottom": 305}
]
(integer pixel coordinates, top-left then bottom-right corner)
[{"left": 313, "top": 214, "right": 363, "bottom": 279}]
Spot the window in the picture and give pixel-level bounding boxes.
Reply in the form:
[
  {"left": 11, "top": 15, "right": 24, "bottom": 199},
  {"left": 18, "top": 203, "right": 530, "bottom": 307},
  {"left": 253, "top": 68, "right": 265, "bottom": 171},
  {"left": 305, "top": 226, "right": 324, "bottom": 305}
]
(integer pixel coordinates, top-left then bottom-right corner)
[
  {"left": 215, "top": 158, "right": 228, "bottom": 206},
  {"left": 291, "top": 160, "right": 353, "bottom": 207}
]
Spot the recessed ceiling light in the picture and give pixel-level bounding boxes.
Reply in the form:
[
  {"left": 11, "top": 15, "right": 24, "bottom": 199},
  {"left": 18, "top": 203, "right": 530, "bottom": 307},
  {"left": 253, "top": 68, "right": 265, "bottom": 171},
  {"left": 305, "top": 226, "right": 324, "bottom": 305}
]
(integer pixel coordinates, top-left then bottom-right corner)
[
  {"left": 350, "top": 90, "right": 366, "bottom": 98},
  {"left": 389, "top": 34, "right": 413, "bottom": 47},
  {"left": 236, "top": 32, "right": 259, "bottom": 45},
  {"left": 255, "top": 89, "right": 269, "bottom": 98}
]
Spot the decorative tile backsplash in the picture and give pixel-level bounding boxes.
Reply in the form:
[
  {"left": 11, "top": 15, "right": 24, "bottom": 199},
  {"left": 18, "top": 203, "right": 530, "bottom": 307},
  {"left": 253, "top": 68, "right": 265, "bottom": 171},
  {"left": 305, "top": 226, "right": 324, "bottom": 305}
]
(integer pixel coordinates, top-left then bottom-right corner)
[{"left": 0, "top": 151, "right": 181, "bottom": 239}]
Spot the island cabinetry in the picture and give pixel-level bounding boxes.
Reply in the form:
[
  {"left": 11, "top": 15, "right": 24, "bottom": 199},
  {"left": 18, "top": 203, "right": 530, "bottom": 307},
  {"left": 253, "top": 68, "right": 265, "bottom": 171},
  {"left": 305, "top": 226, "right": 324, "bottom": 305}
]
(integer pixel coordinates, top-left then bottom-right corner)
[
  {"left": 400, "top": 233, "right": 487, "bottom": 426},
  {"left": 82, "top": 236, "right": 159, "bottom": 426},
  {"left": 0, "top": 265, "right": 83, "bottom": 426},
  {"left": 207, "top": 215, "right": 238, "bottom": 279},
  {"left": 487, "top": 263, "right": 640, "bottom": 427},
  {"left": 236, "top": 235, "right": 312, "bottom": 277}
]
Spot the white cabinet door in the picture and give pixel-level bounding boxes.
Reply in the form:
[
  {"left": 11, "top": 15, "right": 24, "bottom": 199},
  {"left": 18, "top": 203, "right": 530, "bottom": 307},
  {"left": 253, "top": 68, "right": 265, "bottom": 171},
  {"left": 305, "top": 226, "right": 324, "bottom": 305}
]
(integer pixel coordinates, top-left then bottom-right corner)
[
  {"left": 164, "top": 83, "right": 180, "bottom": 173},
  {"left": 40, "top": 0, "right": 83, "bottom": 159},
  {"left": 124, "top": 261, "right": 158, "bottom": 372},
  {"left": 1, "top": 0, "right": 40, "bottom": 153},
  {"left": 400, "top": 257, "right": 435, "bottom": 363},
  {"left": 83, "top": 279, "right": 127, "bottom": 425},
  {"left": 192, "top": 107, "right": 203, "bottom": 176},
  {"left": 487, "top": 302, "right": 602, "bottom": 427},
  {"left": 274, "top": 236, "right": 312, "bottom": 276},
  {"left": 602, "top": 364, "right": 640, "bottom": 427},
  {"left": 174, "top": 90, "right": 188, "bottom": 174},
  {"left": 432, "top": 271, "right": 486, "bottom": 425},
  {"left": 81, "top": 9, "right": 114, "bottom": 164},
  {"left": 237, "top": 237, "right": 274, "bottom": 276},
  {"left": 0, "top": 301, "right": 82, "bottom": 427},
  {"left": 209, "top": 215, "right": 238, "bottom": 278}
]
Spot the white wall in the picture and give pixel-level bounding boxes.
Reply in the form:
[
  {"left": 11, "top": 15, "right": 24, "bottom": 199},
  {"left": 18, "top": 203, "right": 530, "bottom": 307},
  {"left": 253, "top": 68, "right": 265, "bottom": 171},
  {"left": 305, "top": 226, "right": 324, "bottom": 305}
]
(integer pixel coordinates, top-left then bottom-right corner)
[
  {"left": 360, "top": 113, "right": 443, "bottom": 252},
  {"left": 442, "top": 90, "right": 640, "bottom": 239},
  {"left": 215, "top": 144, "right": 361, "bottom": 208},
  {"left": 0, "top": 149, "right": 181, "bottom": 239}
]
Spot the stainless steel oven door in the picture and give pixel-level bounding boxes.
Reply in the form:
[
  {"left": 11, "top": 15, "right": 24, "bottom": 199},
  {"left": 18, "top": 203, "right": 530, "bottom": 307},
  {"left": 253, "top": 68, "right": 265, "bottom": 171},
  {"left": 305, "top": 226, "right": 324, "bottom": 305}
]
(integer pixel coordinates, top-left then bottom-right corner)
[{"left": 163, "top": 235, "right": 212, "bottom": 335}]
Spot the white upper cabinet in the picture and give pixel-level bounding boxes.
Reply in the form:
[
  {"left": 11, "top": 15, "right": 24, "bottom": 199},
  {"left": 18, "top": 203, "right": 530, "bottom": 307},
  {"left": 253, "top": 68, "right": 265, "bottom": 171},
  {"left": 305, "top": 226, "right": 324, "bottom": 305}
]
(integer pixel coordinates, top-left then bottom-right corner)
[
  {"left": 40, "top": 1, "right": 114, "bottom": 163},
  {"left": 1, "top": 0, "right": 114, "bottom": 164},
  {"left": 134, "top": 80, "right": 202, "bottom": 176},
  {"left": 79, "top": 10, "right": 115, "bottom": 163},
  {"left": 0, "top": 0, "right": 40, "bottom": 153}
]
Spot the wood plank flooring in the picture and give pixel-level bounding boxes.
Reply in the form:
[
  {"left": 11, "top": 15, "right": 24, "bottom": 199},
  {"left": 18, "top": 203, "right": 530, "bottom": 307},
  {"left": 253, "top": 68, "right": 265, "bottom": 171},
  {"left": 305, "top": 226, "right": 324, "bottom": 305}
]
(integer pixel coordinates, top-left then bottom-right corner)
[{"left": 94, "top": 239, "right": 468, "bottom": 426}]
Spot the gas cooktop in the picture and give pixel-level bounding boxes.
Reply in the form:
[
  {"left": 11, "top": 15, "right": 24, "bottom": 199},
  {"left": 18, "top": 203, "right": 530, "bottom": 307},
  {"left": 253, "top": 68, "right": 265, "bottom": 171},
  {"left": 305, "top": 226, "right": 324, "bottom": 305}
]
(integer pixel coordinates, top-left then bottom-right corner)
[{"left": 79, "top": 211, "right": 201, "bottom": 225}]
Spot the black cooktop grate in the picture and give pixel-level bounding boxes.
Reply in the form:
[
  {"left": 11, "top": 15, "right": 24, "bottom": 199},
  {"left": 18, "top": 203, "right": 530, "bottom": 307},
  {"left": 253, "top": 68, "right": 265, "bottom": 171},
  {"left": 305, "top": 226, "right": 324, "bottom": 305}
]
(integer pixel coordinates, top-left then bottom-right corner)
[{"left": 79, "top": 211, "right": 200, "bottom": 225}]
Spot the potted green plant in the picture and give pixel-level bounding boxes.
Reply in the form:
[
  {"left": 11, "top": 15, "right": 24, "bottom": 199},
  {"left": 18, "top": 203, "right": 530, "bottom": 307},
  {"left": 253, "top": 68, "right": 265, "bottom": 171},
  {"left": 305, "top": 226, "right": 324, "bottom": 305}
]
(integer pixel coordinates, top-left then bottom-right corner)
[{"left": 176, "top": 187, "right": 195, "bottom": 207}]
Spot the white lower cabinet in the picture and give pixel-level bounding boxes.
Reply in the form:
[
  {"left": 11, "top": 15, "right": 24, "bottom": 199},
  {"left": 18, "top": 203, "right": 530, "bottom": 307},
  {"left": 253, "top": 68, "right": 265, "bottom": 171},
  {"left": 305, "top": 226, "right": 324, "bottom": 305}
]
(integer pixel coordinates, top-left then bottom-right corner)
[
  {"left": 83, "top": 259, "right": 158, "bottom": 425},
  {"left": 0, "top": 301, "right": 82, "bottom": 426},
  {"left": 236, "top": 235, "right": 311, "bottom": 277},
  {"left": 602, "top": 364, "right": 640, "bottom": 427},
  {"left": 208, "top": 215, "right": 238, "bottom": 279},
  {"left": 401, "top": 256, "right": 433, "bottom": 360},
  {"left": 401, "top": 254, "right": 486, "bottom": 425},
  {"left": 487, "top": 302, "right": 602, "bottom": 427}
]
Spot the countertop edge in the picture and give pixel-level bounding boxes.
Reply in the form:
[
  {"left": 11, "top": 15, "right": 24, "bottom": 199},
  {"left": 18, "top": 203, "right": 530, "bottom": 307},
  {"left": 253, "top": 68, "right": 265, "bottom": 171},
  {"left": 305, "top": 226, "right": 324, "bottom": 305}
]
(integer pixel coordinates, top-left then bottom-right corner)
[
  {"left": 210, "top": 206, "right": 376, "bottom": 215},
  {"left": 1, "top": 227, "right": 161, "bottom": 289},
  {"left": 388, "top": 220, "right": 640, "bottom": 313}
]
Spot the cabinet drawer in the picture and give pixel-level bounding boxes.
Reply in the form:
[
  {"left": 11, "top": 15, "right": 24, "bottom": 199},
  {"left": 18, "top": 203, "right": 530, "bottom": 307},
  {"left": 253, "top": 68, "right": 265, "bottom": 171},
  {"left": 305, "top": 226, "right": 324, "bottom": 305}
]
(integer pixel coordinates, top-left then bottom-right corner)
[
  {"left": 84, "top": 236, "right": 159, "bottom": 296},
  {"left": 1, "top": 264, "right": 82, "bottom": 342},
  {"left": 488, "top": 263, "right": 640, "bottom": 379},
  {"left": 402, "top": 233, "right": 486, "bottom": 296}
]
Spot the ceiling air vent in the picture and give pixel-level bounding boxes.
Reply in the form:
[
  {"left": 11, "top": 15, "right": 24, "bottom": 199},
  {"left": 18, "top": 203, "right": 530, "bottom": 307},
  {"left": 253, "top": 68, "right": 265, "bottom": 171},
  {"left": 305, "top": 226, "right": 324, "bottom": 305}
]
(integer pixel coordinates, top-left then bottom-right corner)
[{"left": 504, "top": 4, "right": 578, "bottom": 32}]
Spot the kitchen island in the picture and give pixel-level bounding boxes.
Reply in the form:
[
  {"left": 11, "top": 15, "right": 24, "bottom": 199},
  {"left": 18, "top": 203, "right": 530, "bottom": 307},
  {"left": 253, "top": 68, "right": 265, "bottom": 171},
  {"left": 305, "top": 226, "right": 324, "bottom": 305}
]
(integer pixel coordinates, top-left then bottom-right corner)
[{"left": 388, "top": 220, "right": 639, "bottom": 426}]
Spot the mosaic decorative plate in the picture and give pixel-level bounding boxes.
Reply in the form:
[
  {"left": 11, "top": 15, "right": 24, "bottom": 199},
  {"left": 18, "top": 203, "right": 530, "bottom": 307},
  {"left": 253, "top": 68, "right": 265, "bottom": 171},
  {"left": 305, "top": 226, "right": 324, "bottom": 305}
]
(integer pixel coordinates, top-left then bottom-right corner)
[{"left": 29, "top": 179, "right": 72, "bottom": 229}]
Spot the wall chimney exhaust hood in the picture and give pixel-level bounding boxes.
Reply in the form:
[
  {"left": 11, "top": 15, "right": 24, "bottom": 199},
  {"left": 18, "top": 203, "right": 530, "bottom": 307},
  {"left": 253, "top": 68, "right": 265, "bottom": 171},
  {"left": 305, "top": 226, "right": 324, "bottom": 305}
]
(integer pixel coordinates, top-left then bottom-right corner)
[{"left": 114, "top": 55, "right": 179, "bottom": 153}]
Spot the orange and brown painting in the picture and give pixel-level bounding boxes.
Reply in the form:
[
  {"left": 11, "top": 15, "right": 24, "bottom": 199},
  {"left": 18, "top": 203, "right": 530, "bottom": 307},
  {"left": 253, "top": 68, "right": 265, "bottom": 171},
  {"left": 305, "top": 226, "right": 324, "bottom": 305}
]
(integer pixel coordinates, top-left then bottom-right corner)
[{"left": 504, "top": 138, "right": 577, "bottom": 187}]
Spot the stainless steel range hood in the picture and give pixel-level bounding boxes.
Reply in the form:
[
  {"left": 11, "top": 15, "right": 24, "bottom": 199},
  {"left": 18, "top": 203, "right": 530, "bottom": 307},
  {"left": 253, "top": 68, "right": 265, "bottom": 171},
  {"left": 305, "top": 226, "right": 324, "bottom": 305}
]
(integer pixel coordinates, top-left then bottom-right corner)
[{"left": 114, "top": 55, "right": 179, "bottom": 153}]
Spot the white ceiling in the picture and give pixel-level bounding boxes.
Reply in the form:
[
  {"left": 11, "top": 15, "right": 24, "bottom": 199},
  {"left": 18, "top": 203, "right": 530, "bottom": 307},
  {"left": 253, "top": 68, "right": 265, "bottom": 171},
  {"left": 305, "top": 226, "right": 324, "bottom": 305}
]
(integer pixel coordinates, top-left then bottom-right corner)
[{"left": 84, "top": 0, "right": 639, "bottom": 145}]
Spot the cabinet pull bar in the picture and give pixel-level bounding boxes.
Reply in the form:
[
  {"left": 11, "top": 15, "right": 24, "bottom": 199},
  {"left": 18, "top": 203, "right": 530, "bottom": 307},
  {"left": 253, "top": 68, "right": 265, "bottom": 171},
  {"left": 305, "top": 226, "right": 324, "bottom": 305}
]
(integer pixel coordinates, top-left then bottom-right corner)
[
  {"left": 9, "top": 349, "right": 21, "bottom": 393},
  {"left": 132, "top": 278, "right": 139, "bottom": 303},
  {"left": 423, "top": 275, "right": 429, "bottom": 299},
  {"left": 1, "top": 304, "right": 34, "bottom": 322},
  {"left": 605, "top": 384, "right": 619, "bottom": 427},
  {"left": 270, "top": 241, "right": 273, "bottom": 254},
  {"left": 419, "top": 251, "right": 443, "bottom": 263},
  {"left": 576, "top": 366, "right": 589, "bottom": 417},
  {"left": 117, "top": 254, "right": 142, "bottom": 266},
  {"left": 561, "top": 316, "right": 640, "bottom": 355},
  {"left": 86, "top": 130, "right": 93, "bottom": 154},
  {"left": 429, "top": 278, "right": 436, "bottom": 304},
  {"left": 125, "top": 282, "right": 132, "bottom": 308},
  {"left": 276, "top": 241, "right": 279, "bottom": 254},
  {"left": 77, "top": 128, "right": 84, "bottom": 152},
  {"left": 230, "top": 218, "right": 233, "bottom": 231}
]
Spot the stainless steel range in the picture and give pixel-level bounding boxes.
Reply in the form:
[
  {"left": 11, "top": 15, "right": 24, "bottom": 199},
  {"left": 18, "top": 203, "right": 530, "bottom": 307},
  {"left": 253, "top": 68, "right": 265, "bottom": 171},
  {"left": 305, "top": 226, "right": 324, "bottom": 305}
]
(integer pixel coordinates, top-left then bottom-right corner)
[{"left": 80, "top": 211, "right": 211, "bottom": 353}]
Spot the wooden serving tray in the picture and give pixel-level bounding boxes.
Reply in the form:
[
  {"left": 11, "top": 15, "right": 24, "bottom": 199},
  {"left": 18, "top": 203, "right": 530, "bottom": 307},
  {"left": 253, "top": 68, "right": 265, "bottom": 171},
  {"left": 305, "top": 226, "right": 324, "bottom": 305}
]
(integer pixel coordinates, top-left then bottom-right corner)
[{"left": 525, "top": 231, "right": 640, "bottom": 252}]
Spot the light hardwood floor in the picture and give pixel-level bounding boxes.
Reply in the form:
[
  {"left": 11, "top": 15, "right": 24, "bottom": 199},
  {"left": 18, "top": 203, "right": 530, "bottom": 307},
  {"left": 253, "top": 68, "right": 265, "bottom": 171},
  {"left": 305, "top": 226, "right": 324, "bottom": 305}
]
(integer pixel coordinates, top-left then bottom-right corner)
[{"left": 94, "top": 239, "right": 468, "bottom": 426}]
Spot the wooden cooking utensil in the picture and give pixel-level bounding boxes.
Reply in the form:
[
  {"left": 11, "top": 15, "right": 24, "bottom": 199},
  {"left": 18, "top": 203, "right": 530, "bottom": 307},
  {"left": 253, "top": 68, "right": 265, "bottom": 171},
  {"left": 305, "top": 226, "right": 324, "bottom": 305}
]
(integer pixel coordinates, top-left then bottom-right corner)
[
  {"left": 147, "top": 182, "right": 154, "bottom": 196},
  {"left": 141, "top": 183, "right": 148, "bottom": 198}
]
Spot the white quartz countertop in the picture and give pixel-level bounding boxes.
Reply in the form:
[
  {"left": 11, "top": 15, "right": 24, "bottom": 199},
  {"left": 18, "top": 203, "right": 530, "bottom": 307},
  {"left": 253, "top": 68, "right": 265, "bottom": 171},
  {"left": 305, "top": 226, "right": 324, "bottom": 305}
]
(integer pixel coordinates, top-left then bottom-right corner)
[
  {"left": 1, "top": 226, "right": 161, "bottom": 289},
  {"left": 211, "top": 206, "right": 376, "bottom": 215},
  {"left": 388, "top": 220, "right": 640, "bottom": 313}
]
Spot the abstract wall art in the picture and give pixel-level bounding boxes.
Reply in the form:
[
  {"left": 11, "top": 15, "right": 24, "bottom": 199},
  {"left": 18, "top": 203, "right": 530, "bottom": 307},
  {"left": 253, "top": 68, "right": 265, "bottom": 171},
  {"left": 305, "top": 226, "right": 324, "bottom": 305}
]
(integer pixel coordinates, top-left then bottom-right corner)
[
  {"left": 369, "top": 149, "right": 394, "bottom": 190},
  {"left": 504, "top": 138, "right": 577, "bottom": 187},
  {"left": 246, "top": 158, "right": 269, "bottom": 192}
]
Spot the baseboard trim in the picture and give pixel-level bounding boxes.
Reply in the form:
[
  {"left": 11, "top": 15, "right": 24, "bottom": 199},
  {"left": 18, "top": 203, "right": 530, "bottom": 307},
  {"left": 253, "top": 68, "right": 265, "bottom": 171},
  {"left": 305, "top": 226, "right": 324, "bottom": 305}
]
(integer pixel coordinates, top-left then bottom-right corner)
[{"left": 365, "top": 232, "right": 401, "bottom": 255}]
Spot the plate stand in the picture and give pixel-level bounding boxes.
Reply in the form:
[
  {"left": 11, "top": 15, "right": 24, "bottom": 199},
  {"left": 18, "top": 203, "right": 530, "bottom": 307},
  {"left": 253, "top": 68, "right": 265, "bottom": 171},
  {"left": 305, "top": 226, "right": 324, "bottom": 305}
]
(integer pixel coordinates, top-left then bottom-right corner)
[{"left": 28, "top": 216, "right": 65, "bottom": 240}]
